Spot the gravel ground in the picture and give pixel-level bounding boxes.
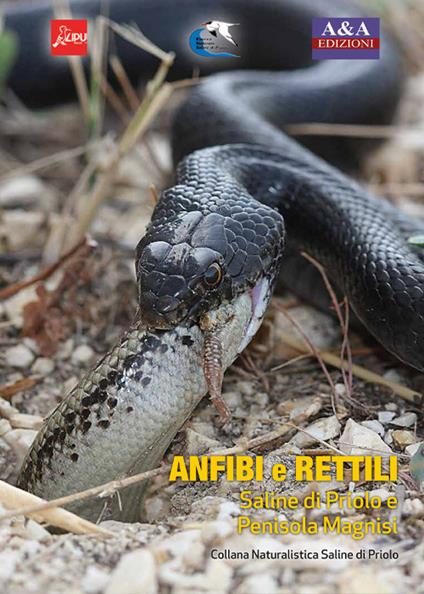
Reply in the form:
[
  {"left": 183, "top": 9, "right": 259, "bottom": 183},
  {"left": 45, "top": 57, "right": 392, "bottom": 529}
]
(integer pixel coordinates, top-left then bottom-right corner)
[{"left": 1, "top": 29, "right": 424, "bottom": 594}]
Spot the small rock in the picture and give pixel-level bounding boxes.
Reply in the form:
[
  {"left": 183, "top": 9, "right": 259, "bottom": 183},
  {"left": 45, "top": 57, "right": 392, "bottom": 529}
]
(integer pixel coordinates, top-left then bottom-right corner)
[
  {"left": 385, "top": 403, "right": 398, "bottom": 412},
  {"left": 404, "top": 498, "right": 424, "bottom": 515},
  {"left": 338, "top": 567, "right": 403, "bottom": 594},
  {"left": 382, "top": 369, "right": 403, "bottom": 384},
  {"left": 334, "top": 383, "right": 346, "bottom": 397},
  {"left": 236, "top": 574, "right": 279, "bottom": 594},
  {"left": 186, "top": 428, "right": 221, "bottom": 455},
  {"left": 72, "top": 344, "right": 95, "bottom": 364},
  {"left": 83, "top": 566, "right": 110, "bottom": 594},
  {"left": 3, "top": 429, "right": 37, "bottom": 459},
  {"left": 2, "top": 209, "right": 45, "bottom": 250},
  {"left": 144, "top": 495, "right": 170, "bottom": 524},
  {"left": 22, "top": 337, "right": 39, "bottom": 354},
  {"left": 288, "top": 396, "right": 322, "bottom": 420},
  {"left": 9, "top": 413, "right": 43, "bottom": 430},
  {"left": 2, "top": 286, "right": 37, "bottom": 328},
  {"left": 384, "top": 430, "right": 394, "bottom": 446},
  {"left": 24, "top": 519, "right": 51, "bottom": 541},
  {"left": 339, "top": 418, "right": 392, "bottom": 456},
  {"left": 32, "top": 357, "right": 54, "bottom": 375},
  {"left": 391, "top": 412, "right": 417, "bottom": 428},
  {"left": 369, "top": 488, "right": 391, "bottom": 502},
  {"left": 0, "top": 397, "right": 18, "bottom": 419},
  {"left": 57, "top": 337, "right": 75, "bottom": 360},
  {"left": 0, "top": 419, "right": 12, "bottom": 437},
  {"left": 290, "top": 415, "right": 341, "bottom": 448},
  {"left": 4, "top": 344, "right": 35, "bottom": 368},
  {"left": 392, "top": 429, "right": 417, "bottom": 449},
  {"left": 201, "top": 520, "right": 233, "bottom": 545},
  {"left": 105, "top": 549, "right": 157, "bottom": 594},
  {"left": 361, "top": 420, "right": 385, "bottom": 436},
  {"left": 0, "top": 175, "right": 47, "bottom": 208},
  {"left": 378, "top": 411, "right": 396, "bottom": 424},
  {"left": 406, "top": 441, "right": 423, "bottom": 457}
]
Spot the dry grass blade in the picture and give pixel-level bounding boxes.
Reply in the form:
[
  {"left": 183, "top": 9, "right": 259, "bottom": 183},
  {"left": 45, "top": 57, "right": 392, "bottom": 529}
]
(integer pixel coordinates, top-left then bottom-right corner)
[
  {"left": 278, "top": 329, "right": 422, "bottom": 405},
  {"left": 89, "top": 14, "right": 109, "bottom": 138},
  {"left": 0, "top": 145, "right": 87, "bottom": 181},
  {"left": 109, "top": 54, "right": 140, "bottom": 110},
  {"left": 301, "top": 252, "right": 353, "bottom": 397},
  {"left": 103, "top": 18, "right": 173, "bottom": 64},
  {"left": 0, "top": 480, "right": 113, "bottom": 537},
  {"left": 274, "top": 301, "right": 339, "bottom": 416}
]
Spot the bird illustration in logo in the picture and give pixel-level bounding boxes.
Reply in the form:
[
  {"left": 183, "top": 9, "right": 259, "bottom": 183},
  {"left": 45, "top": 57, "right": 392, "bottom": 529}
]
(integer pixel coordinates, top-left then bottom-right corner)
[
  {"left": 202, "top": 21, "right": 239, "bottom": 47},
  {"left": 52, "top": 25, "right": 71, "bottom": 48}
]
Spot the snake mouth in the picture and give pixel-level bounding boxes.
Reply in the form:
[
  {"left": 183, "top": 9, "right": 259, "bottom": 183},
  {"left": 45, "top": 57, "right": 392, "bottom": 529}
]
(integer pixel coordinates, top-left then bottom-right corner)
[{"left": 239, "top": 277, "right": 271, "bottom": 353}]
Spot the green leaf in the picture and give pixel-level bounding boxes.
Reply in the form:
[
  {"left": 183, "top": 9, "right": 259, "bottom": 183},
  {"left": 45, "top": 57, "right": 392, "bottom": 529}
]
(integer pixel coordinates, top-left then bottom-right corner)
[
  {"left": 408, "top": 235, "right": 424, "bottom": 247},
  {"left": 0, "top": 30, "right": 18, "bottom": 98}
]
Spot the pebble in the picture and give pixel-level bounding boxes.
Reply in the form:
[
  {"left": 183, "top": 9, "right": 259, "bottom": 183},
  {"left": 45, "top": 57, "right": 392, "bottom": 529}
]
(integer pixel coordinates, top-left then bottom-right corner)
[
  {"left": 392, "top": 429, "right": 417, "bottom": 449},
  {"left": 4, "top": 344, "right": 35, "bottom": 368},
  {"left": 385, "top": 403, "right": 398, "bottom": 412},
  {"left": 0, "top": 397, "right": 18, "bottom": 419},
  {"left": 0, "top": 419, "right": 12, "bottom": 437},
  {"left": 24, "top": 519, "right": 51, "bottom": 541},
  {"left": 339, "top": 418, "right": 392, "bottom": 456},
  {"left": 391, "top": 412, "right": 417, "bottom": 427},
  {"left": 361, "top": 420, "right": 385, "bottom": 436},
  {"left": 2, "top": 210, "right": 44, "bottom": 250},
  {"left": 0, "top": 175, "right": 47, "bottom": 208},
  {"left": 334, "top": 383, "right": 346, "bottom": 397},
  {"left": 2, "top": 286, "right": 37, "bottom": 328},
  {"left": 236, "top": 574, "right": 279, "bottom": 594},
  {"left": 186, "top": 428, "right": 221, "bottom": 455},
  {"left": 378, "top": 411, "right": 396, "bottom": 424},
  {"left": 201, "top": 520, "right": 233, "bottom": 545},
  {"left": 382, "top": 369, "right": 403, "bottom": 384},
  {"left": 384, "top": 430, "right": 394, "bottom": 445},
  {"left": 105, "top": 549, "right": 157, "bottom": 594},
  {"left": 83, "top": 566, "right": 110, "bottom": 594},
  {"left": 287, "top": 396, "right": 322, "bottom": 420},
  {"left": 404, "top": 498, "right": 424, "bottom": 515},
  {"left": 32, "top": 357, "right": 54, "bottom": 375},
  {"left": 9, "top": 413, "right": 43, "bottom": 430},
  {"left": 290, "top": 415, "right": 341, "bottom": 448},
  {"left": 71, "top": 344, "right": 95, "bottom": 364},
  {"left": 406, "top": 441, "right": 423, "bottom": 457},
  {"left": 3, "top": 429, "right": 37, "bottom": 459}
]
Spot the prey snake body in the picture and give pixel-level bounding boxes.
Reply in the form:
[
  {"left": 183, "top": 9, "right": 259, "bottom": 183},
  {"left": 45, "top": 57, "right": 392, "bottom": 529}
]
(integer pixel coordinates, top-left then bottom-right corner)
[{"left": 6, "top": 0, "right": 422, "bottom": 521}]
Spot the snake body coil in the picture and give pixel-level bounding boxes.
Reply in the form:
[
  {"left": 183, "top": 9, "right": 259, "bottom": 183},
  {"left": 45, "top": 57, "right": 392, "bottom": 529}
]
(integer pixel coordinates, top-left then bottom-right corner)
[{"left": 7, "top": 0, "right": 423, "bottom": 521}]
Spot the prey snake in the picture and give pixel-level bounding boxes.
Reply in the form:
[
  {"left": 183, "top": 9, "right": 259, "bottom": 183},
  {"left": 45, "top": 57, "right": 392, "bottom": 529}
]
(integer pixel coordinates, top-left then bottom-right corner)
[{"left": 4, "top": 0, "right": 421, "bottom": 521}]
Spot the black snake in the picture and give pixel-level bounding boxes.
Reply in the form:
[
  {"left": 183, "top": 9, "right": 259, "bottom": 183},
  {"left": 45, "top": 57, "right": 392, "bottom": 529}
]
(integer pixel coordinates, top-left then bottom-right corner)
[{"left": 4, "top": 0, "right": 421, "bottom": 521}]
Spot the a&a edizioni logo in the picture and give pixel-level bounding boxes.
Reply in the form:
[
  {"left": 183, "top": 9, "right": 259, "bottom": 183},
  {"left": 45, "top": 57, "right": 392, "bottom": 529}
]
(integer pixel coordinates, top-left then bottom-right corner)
[
  {"left": 50, "top": 19, "right": 88, "bottom": 56},
  {"left": 189, "top": 21, "right": 240, "bottom": 58},
  {"left": 312, "top": 17, "right": 380, "bottom": 60}
]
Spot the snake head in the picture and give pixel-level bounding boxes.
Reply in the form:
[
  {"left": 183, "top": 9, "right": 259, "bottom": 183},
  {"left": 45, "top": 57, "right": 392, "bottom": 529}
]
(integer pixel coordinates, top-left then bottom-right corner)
[{"left": 135, "top": 185, "right": 284, "bottom": 330}]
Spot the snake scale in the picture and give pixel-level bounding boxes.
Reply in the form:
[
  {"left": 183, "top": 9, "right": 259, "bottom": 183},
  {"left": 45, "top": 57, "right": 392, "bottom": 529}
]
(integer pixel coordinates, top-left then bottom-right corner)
[{"left": 4, "top": 0, "right": 423, "bottom": 521}]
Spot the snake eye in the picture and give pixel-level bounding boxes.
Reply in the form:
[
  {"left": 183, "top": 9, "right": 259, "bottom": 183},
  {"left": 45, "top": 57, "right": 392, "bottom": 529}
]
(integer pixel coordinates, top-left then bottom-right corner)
[{"left": 204, "top": 263, "right": 222, "bottom": 287}]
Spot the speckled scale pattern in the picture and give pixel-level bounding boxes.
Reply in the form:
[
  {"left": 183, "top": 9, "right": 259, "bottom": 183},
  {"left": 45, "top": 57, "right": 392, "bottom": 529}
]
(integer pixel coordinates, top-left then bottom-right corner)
[{"left": 18, "top": 295, "right": 254, "bottom": 521}]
